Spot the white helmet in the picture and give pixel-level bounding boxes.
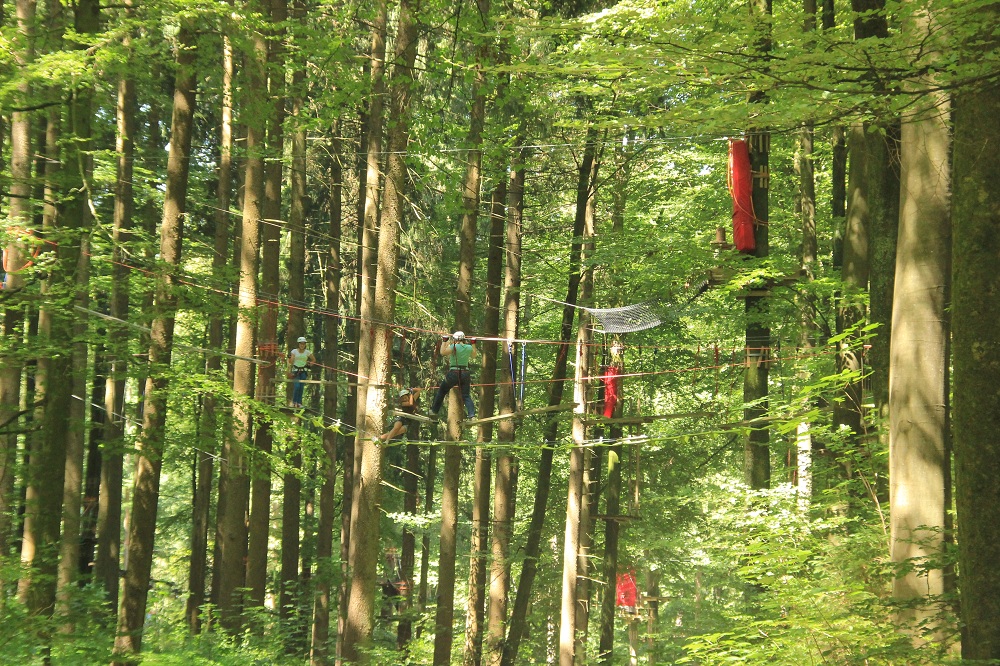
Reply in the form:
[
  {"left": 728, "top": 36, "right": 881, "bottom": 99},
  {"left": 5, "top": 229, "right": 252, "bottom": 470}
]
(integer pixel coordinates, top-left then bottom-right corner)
[
  {"left": 453, "top": 331, "right": 465, "bottom": 341},
  {"left": 297, "top": 336, "right": 307, "bottom": 343},
  {"left": 398, "top": 388, "right": 411, "bottom": 398}
]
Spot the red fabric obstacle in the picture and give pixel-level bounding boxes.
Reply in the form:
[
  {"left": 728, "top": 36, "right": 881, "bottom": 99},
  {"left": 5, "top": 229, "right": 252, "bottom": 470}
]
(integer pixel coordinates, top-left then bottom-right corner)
[
  {"left": 728, "top": 139, "right": 756, "bottom": 253},
  {"left": 616, "top": 571, "right": 638, "bottom": 608},
  {"left": 602, "top": 365, "right": 622, "bottom": 418}
]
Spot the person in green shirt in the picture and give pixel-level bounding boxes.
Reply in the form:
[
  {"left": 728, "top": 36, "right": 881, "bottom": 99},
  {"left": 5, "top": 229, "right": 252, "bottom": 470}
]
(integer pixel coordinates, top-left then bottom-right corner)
[{"left": 430, "top": 331, "right": 477, "bottom": 419}]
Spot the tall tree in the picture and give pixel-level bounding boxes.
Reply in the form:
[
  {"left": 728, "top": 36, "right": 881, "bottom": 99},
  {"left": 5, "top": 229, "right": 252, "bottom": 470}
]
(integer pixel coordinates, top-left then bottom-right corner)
[
  {"left": 0, "top": 0, "right": 36, "bottom": 560},
  {"left": 434, "top": 0, "right": 490, "bottom": 658},
  {"left": 853, "top": 0, "right": 898, "bottom": 464},
  {"left": 889, "top": 0, "right": 952, "bottom": 640},
  {"left": 310, "top": 131, "right": 340, "bottom": 666},
  {"left": 484, "top": 147, "right": 524, "bottom": 666},
  {"left": 16, "top": 0, "right": 69, "bottom": 622},
  {"left": 111, "top": 22, "right": 197, "bottom": 663},
  {"left": 341, "top": 0, "right": 419, "bottom": 657},
  {"left": 951, "top": 4, "right": 1000, "bottom": 656},
  {"left": 559, "top": 131, "right": 598, "bottom": 666},
  {"left": 186, "top": 16, "right": 234, "bottom": 632},
  {"left": 462, "top": 5, "right": 497, "bottom": 662},
  {"left": 96, "top": 1, "right": 139, "bottom": 613},
  {"left": 465, "top": 177, "right": 505, "bottom": 666},
  {"left": 56, "top": 0, "right": 99, "bottom": 617},
  {"left": 501, "top": 139, "right": 589, "bottom": 666},
  {"left": 216, "top": 0, "right": 270, "bottom": 628},
  {"left": 246, "top": 0, "right": 287, "bottom": 608},
  {"left": 743, "top": 0, "right": 772, "bottom": 490},
  {"left": 281, "top": 0, "right": 307, "bottom": 635}
]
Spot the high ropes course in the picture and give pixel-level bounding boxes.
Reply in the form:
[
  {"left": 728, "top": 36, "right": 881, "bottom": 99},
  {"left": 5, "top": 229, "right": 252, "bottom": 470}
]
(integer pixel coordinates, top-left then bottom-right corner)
[{"left": 59, "top": 246, "right": 834, "bottom": 427}]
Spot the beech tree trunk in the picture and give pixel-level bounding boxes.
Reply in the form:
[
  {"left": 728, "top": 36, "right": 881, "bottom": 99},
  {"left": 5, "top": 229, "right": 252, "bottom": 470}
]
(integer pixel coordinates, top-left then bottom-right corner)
[
  {"left": 501, "top": 134, "right": 590, "bottom": 666},
  {"left": 310, "top": 129, "right": 340, "bottom": 665},
  {"left": 216, "top": 5, "right": 268, "bottom": 629},
  {"left": 484, "top": 150, "right": 524, "bottom": 666},
  {"left": 341, "top": 0, "right": 418, "bottom": 658},
  {"left": 186, "top": 22, "right": 233, "bottom": 633},
  {"left": 0, "top": 0, "right": 36, "bottom": 560},
  {"left": 435, "top": 0, "right": 488, "bottom": 658},
  {"left": 16, "top": 0, "right": 67, "bottom": 624},
  {"left": 889, "top": 0, "right": 951, "bottom": 639},
  {"left": 111, "top": 23, "right": 196, "bottom": 662},
  {"left": 465, "top": 177, "right": 504, "bottom": 666},
  {"left": 247, "top": 0, "right": 286, "bottom": 608},
  {"left": 56, "top": 0, "right": 99, "bottom": 618}
]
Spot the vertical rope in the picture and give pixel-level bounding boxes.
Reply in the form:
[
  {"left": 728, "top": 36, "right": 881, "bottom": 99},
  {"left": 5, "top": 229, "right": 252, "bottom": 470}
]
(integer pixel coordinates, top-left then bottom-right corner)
[{"left": 518, "top": 342, "right": 526, "bottom": 410}]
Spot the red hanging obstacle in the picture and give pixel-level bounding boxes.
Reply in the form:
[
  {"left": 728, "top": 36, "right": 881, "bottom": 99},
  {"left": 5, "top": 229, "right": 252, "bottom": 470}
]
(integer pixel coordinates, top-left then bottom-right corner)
[
  {"left": 727, "top": 139, "right": 756, "bottom": 254},
  {"left": 601, "top": 365, "right": 622, "bottom": 418},
  {"left": 616, "top": 570, "right": 638, "bottom": 613}
]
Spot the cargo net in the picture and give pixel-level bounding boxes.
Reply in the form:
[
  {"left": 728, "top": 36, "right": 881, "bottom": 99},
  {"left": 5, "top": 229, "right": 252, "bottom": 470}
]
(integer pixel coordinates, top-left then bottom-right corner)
[{"left": 584, "top": 301, "right": 665, "bottom": 333}]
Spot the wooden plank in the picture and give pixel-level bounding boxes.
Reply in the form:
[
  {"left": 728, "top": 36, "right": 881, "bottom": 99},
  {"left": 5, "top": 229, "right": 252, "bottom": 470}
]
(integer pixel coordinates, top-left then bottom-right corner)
[
  {"left": 593, "top": 514, "right": 639, "bottom": 522},
  {"left": 463, "top": 403, "right": 578, "bottom": 427},
  {"left": 583, "top": 411, "right": 714, "bottom": 426},
  {"left": 273, "top": 378, "right": 393, "bottom": 388},
  {"left": 393, "top": 410, "right": 436, "bottom": 424}
]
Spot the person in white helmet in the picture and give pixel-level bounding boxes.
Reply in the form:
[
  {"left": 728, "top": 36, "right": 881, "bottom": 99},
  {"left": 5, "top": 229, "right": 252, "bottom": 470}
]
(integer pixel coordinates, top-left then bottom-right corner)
[
  {"left": 430, "top": 331, "right": 477, "bottom": 419},
  {"left": 379, "top": 387, "right": 422, "bottom": 442},
  {"left": 287, "top": 336, "right": 316, "bottom": 408}
]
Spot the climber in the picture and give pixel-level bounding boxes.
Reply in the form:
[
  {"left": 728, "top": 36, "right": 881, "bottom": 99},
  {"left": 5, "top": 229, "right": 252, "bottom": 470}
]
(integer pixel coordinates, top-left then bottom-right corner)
[
  {"left": 430, "top": 330, "right": 477, "bottom": 420},
  {"left": 380, "top": 387, "right": 422, "bottom": 442},
  {"left": 287, "top": 336, "right": 316, "bottom": 408}
]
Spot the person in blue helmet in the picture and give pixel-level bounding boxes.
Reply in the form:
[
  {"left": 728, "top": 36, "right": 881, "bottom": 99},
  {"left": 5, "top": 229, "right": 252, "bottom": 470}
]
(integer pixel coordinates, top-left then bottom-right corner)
[{"left": 430, "top": 331, "right": 477, "bottom": 420}]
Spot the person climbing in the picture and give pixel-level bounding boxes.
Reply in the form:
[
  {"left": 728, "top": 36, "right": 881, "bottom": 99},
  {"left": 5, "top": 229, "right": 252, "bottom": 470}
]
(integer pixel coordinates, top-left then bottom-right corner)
[
  {"left": 430, "top": 331, "right": 477, "bottom": 420},
  {"left": 379, "top": 387, "right": 422, "bottom": 442},
  {"left": 287, "top": 336, "right": 315, "bottom": 408}
]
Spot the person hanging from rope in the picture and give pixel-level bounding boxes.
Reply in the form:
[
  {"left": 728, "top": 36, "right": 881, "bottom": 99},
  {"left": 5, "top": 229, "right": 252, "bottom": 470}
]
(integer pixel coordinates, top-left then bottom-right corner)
[
  {"left": 287, "top": 336, "right": 316, "bottom": 408},
  {"left": 430, "top": 330, "right": 477, "bottom": 420},
  {"left": 379, "top": 387, "right": 422, "bottom": 441}
]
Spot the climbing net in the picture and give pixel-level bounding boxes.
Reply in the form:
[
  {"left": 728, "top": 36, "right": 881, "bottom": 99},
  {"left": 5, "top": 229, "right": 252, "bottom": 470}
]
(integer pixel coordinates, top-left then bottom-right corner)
[{"left": 585, "top": 301, "right": 664, "bottom": 333}]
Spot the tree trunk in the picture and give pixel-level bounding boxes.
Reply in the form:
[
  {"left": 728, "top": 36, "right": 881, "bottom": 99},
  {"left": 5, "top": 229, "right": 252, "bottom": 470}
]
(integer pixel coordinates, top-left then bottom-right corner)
[
  {"left": 560, "top": 134, "right": 598, "bottom": 666},
  {"left": 889, "top": 0, "right": 951, "bottom": 639},
  {"left": 17, "top": 0, "right": 69, "bottom": 623},
  {"left": 744, "top": 125, "right": 770, "bottom": 488},
  {"left": 310, "top": 128, "right": 340, "bottom": 666},
  {"left": 0, "top": 0, "right": 36, "bottom": 560},
  {"left": 186, "top": 22, "right": 232, "bottom": 633},
  {"left": 951, "top": 13, "right": 1000, "bottom": 655},
  {"left": 397, "top": 341, "right": 422, "bottom": 649},
  {"left": 484, "top": 151, "right": 524, "bottom": 666},
  {"left": 217, "top": 5, "right": 268, "bottom": 629},
  {"left": 110, "top": 23, "right": 196, "bottom": 662},
  {"left": 831, "top": 122, "right": 870, "bottom": 491},
  {"left": 80, "top": 348, "right": 105, "bottom": 578},
  {"left": 501, "top": 133, "right": 590, "bottom": 666},
  {"left": 247, "top": 0, "right": 286, "bottom": 608},
  {"left": 465, "top": 177, "right": 504, "bottom": 666},
  {"left": 351, "top": 0, "right": 388, "bottom": 490},
  {"left": 435, "top": 0, "right": 488, "bottom": 657},
  {"left": 56, "top": 0, "right": 98, "bottom": 618},
  {"left": 341, "top": 0, "right": 418, "bottom": 658},
  {"left": 854, "top": 1, "right": 897, "bottom": 506}
]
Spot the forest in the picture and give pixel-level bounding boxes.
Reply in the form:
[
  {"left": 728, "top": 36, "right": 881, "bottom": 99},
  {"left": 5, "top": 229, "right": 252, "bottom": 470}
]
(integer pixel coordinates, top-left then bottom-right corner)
[{"left": 1, "top": 0, "right": 999, "bottom": 663}]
